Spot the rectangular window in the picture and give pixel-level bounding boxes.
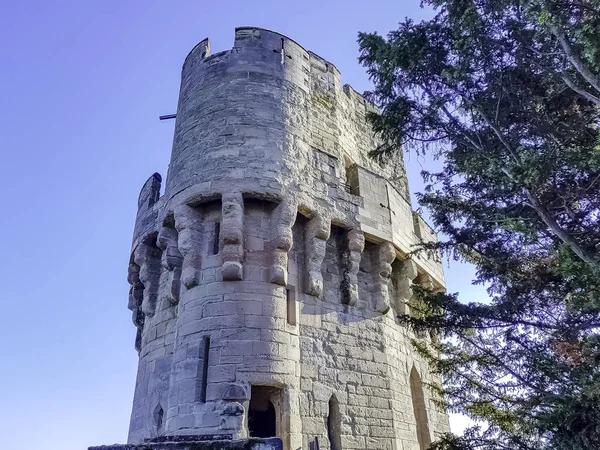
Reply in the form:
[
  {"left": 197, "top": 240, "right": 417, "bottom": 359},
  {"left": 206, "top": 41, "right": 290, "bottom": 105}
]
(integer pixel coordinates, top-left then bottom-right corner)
[
  {"left": 211, "top": 222, "right": 220, "bottom": 255},
  {"left": 344, "top": 163, "right": 360, "bottom": 195},
  {"left": 200, "top": 336, "right": 210, "bottom": 402},
  {"left": 412, "top": 212, "right": 423, "bottom": 240},
  {"left": 287, "top": 287, "right": 297, "bottom": 326}
]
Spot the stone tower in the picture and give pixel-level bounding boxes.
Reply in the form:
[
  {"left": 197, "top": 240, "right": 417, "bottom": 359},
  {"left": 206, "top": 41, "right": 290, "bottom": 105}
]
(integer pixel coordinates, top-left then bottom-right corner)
[{"left": 107, "top": 27, "right": 450, "bottom": 450}]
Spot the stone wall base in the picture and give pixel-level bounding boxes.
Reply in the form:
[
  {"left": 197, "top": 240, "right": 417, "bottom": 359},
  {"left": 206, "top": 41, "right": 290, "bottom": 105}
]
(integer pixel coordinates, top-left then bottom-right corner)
[{"left": 89, "top": 436, "right": 283, "bottom": 450}]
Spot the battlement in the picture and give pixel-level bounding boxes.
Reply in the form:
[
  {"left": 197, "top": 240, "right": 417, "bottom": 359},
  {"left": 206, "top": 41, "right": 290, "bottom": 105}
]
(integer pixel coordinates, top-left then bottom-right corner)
[{"left": 120, "top": 28, "right": 450, "bottom": 450}]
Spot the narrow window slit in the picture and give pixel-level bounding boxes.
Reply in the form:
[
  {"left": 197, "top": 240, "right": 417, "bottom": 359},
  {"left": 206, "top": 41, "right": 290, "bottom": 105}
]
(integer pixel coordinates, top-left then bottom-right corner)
[
  {"left": 343, "top": 156, "right": 359, "bottom": 195},
  {"left": 156, "top": 408, "right": 163, "bottom": 428},
  {"left": 212, "top": 222, "right": 220, "bottom": 255},
  {"left": 281, "top": 38, "right": 285, "bottom": 65},
  {"left": 287, "top": 287, "right": 297, "bottom": 325},
  {"left": 153, "top": 404, "right": 164, "bottom": 430},
  {"left": 327, "top": 395, "right": 342, "bottom": 450},
  {"left": 200, "top": 336, "right": 210, "bottom": 402}
]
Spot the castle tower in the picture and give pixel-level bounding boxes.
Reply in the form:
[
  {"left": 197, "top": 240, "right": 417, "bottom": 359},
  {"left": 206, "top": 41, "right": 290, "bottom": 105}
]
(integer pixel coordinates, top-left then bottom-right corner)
[{"left": 105, "top": 28, "right": 450, "bottom": 450}]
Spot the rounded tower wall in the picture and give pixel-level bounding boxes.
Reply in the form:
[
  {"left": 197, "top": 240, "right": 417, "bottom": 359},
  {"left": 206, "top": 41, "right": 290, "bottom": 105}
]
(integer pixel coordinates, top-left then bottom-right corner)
[
  {"left": 161, "top": 198, "right": 301, "bottom": 444},
  {"left": 164, "top": 27, "right": 409, "bottom": 214},
  {"left": 165, "top": 28, "right": 310, "bottom": 202}
]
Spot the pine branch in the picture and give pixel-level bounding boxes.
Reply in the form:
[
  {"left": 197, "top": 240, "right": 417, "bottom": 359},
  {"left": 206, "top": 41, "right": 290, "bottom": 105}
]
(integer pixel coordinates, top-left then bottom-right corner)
[
  {"left": 551, "top": 25, "right": 600, "bottom": 96},
  {"left": 560, "top": 73, "right": 600, "bottom": 105}
]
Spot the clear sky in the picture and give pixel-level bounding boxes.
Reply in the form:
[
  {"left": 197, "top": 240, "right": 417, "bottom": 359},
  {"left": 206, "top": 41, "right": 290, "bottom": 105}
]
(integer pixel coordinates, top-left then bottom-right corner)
[{"left": 0, "top": 2, "right": 484, "bottom": 449}]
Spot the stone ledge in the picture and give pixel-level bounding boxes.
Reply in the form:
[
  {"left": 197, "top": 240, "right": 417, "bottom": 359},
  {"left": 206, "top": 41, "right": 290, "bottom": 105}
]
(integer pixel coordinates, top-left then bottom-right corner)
[{"left": 89, "top": 436, "right": 282, "bottom": 450}]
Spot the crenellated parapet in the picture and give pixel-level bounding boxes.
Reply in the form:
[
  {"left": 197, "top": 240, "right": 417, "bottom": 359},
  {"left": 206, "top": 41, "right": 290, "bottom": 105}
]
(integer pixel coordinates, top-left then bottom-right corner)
[{"left": 132, "top": 173, "right": 163, "bottom": 250}]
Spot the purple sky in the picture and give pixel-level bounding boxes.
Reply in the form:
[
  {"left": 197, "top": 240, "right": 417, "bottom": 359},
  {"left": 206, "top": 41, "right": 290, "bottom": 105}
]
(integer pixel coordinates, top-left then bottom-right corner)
[{"left": 0, "top": 2, "right": 483, "bottom": 449}]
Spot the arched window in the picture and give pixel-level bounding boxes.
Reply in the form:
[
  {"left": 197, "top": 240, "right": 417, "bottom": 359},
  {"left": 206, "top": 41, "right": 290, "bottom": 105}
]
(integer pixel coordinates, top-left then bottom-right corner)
[
  {"left": 153, "top": 403, "right": 164, "bottom": 431},
  {"left": 327, "top": 395, "right": 342, "bottom": 450},
  {"left": 410, "top": 367, "right": 431, "bottom": 450}
]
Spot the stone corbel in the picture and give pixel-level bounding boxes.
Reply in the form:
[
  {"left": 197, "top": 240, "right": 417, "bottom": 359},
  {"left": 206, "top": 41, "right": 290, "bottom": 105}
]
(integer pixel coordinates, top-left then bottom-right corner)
[
  {"left": 412, "top": 272, "right": 436, "bottom": 315},
  {"left": 127, "top": 262, "right": 145, "bottom": 351},
  {"left": 342, "top": 229, "right": 364, "bottom": 306},
  {"left": 157, "top": 226, "right": 183, "bottom": 305},
  {"left": 393, "top": 258, "right": 418, "bottom": 316},
  {"left": 221, "top": 193, "right": 244, "bottom": 281},
  {"left": 269, "top": 200, "right": 297, "bottom": 286},
  {"left": 417, "top": 272, "right": 434, "bottom": 291},
  {"left": 174, "top": 205, "right": 203, "bottom": 288},
  {"left": 305, "top": 213, "right": 331, "bottom": 296},
  {"left": 374, "top": 242, "right": 396, "bottom": 314},
  {"left": 127, "top": 262, "right": 144, "bottom": 324},
  {"left": 220, "top": 383, "right": 249, "bottom": 439},
  {"left": 133, "top": 242, "right": 162, "bottom": 318},
  {"left": 413, "top": 272, "right": 436, "bottom": 338}
]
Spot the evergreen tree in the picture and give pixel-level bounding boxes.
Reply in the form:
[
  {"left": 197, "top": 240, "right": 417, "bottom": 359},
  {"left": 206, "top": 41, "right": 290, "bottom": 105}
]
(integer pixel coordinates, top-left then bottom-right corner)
[{"left": 358, "top": 1, "right": 600, "bottom": 448}]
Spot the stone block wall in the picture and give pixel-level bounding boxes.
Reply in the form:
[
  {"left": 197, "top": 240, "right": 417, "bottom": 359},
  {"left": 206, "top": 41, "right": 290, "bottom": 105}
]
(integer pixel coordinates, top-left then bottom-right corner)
[{"left": 123, "top": 27, "right": 450, "bottom": 450}]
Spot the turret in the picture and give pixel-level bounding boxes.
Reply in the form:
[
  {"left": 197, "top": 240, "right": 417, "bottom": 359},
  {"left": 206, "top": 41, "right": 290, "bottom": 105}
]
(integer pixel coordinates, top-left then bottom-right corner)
[{"left": 118, "top": 27, "right": 449, "bottom": 450}]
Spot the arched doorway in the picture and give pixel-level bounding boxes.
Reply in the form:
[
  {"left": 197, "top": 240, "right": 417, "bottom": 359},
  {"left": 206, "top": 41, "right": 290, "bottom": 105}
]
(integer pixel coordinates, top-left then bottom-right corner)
[{"left": 248, "top": 385, "right": 281, "bottom": 438}]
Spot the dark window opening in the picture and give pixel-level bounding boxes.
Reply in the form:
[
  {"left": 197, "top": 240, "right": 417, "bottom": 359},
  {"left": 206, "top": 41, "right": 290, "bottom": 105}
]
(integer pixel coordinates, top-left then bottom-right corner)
[
  {"left": 153, "top": 404, "right": 164, "bottom": 430},
  {"left": 249, "top": 400, "right": 276, "bottom": 438},
  {"left": 211, "top": 222, "right": 220, "bottom": 255},
  {"left": 248, "top": 386, "right": 280, "bottom": 438},
  {"left": 287, "top": 287, "right": 297, "bottom": 325},
  {"left": 200, "top": 336, "right": 210, "bottom": 402},
  {"left": 343, "top": 157, "right": 359, "bottom": 195},
  {"left": 327, "top": 395, "right": 342, "bottom": 450}
]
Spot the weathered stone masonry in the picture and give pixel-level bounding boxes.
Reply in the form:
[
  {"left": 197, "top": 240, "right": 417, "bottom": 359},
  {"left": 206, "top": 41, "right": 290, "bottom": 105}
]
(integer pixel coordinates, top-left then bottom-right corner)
[{"left": 110, "top": 27, "right": 450, "bottom": 450}]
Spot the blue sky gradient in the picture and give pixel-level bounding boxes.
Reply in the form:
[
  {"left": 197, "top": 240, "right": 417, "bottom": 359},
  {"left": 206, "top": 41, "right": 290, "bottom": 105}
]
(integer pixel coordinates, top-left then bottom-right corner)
[{"left": 0, "top": 2, "right": 484, "bottom": 449}]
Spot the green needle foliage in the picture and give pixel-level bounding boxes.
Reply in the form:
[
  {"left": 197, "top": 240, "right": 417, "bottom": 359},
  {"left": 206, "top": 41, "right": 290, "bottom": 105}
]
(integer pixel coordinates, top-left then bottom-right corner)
[{"left": 358, "top": 1, "right": 600, "bottom": 449}]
